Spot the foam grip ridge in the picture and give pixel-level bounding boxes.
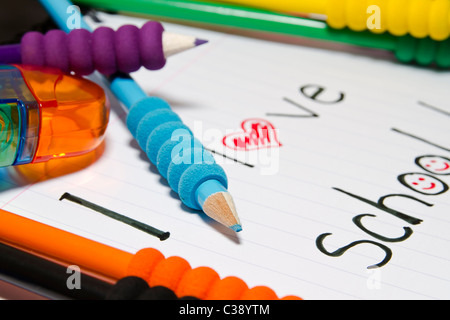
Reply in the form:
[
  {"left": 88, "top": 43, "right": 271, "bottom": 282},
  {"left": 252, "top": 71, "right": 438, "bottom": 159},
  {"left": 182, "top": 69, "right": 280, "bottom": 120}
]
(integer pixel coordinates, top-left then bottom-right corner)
[
  {"left": 20, "top": 21, "right": 166, "bottom": 75},
  {"left": 127, "top": 97, "right": 228, "bottom": 210}
]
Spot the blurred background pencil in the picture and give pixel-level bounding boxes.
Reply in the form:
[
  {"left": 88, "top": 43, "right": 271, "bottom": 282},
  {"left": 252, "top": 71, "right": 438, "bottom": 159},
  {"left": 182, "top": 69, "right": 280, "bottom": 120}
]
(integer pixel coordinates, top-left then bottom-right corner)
[
  {"left": 0, "top": 208, "right": 300, "bottom": 300},
  {"left": 73, "top": 0, "right": 450, "bottom": 68},
  {"left": 39, "top": 0, "right": 242, "bottom": 232},
  {"left": 0, "top": 241, "right": 186, "bottom": 300},
  {"left": 212, "top": 0, "right": 450, "bottom": 40}
]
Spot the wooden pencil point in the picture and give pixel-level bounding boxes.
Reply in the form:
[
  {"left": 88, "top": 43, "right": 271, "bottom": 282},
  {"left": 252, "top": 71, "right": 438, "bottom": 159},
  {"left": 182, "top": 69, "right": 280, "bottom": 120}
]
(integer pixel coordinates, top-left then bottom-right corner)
[
  {"left": 162, "top": 32, "right": 208, "bottom": 57},
  {"left": 202, "top": 191, "right": 242, "bottom": 232}
]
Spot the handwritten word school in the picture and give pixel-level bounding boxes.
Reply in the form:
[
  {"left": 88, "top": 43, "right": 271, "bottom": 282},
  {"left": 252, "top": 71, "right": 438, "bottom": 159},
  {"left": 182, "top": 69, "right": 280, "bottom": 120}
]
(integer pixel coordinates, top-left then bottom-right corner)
[{"left": 316, "top": 133, "right": 449, "bottom": 269}]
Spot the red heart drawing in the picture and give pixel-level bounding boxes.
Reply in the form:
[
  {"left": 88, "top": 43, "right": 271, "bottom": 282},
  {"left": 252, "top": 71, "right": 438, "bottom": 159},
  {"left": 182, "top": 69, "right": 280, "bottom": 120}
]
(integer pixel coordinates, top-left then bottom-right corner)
[{"left": 222, "top": 118, "right": 282, "bottom": 151}]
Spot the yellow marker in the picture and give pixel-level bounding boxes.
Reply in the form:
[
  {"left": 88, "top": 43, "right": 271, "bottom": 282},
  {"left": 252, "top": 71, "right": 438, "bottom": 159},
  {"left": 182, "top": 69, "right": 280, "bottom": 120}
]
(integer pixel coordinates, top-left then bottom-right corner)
[
  {"left": 213, "top": 0, "right": 450, "bottom": 41},
  {"left": 212, "top": 0, "right": 327, "bottom": 15}
]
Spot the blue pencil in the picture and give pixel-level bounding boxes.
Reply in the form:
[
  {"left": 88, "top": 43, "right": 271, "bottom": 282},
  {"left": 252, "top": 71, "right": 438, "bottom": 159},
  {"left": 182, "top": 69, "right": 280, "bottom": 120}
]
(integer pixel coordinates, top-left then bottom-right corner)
[{"left": 38, "top": 0, "right": 242, "bottom": 232}]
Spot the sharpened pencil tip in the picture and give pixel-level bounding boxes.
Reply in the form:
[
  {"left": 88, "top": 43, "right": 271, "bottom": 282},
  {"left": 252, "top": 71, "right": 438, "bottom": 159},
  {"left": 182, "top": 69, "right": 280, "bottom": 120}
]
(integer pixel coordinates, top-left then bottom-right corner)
[
  {"left": 194, "top": 38, "right": 209, "bottom": 46},
  {"left": 230, "top": 224, "right": 242, "bottom": 232}
]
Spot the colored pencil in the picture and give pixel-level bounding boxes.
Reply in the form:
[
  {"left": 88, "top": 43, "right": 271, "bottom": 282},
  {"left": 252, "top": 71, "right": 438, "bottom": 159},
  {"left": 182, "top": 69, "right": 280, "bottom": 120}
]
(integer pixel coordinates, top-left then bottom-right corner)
[
  {"left": 73, "top": 0, "right": 450, "bottom": 68},
  {"left": 207, "top": 0, "right": 327, "bottom": 16},
  {"left": 0, "top": 208, "right": 132, "bottom": 280},
  {"left": 0, "top": 208, "right": 300, "bottom": 299},
  {"left": 0, "top": 241, "right": 185, "bottom": 300},
  {"left": 0, "top": 27, "right": 208, "bottom": 74},
  {"left": 0, "top": 241, "right": 112, "bottom": 300},
  {"left": 211, "top": 0, "right": 450, "bottom": 40},
  {"left": 39, "top": 0, "right": 242, "bottom": 232}
]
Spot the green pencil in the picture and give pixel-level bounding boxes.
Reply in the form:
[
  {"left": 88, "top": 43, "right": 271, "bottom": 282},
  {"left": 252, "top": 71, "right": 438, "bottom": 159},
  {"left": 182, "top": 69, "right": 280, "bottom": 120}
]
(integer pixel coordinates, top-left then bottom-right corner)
[{"left": 74, "top": 0, "right": 450, "bottom": 68}]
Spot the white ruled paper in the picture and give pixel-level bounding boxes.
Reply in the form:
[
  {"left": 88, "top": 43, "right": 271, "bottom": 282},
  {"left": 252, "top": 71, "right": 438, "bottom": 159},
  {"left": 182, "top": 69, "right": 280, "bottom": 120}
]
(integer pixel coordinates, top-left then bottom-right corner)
[{"left": 1, "top": 11, "right": 449, "bottom": 300}]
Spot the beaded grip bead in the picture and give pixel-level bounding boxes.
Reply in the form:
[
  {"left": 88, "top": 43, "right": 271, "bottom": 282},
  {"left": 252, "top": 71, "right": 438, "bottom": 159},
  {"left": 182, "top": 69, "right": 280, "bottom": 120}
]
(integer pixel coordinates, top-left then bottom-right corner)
[
  {"left": 20, "top": 21, "right": 166, "bottom": 75},
  {"left": 394, "top": 34, "right": 450, "bottom": 67},
  {"left": 126, "top": 96, "right": 228, "bottom": 210},
  {"left": 326, "top": 0, "right": 450, "bottom": 41},
  {"left": 126, "top": 248, "right": 302, "bottom": 300}
]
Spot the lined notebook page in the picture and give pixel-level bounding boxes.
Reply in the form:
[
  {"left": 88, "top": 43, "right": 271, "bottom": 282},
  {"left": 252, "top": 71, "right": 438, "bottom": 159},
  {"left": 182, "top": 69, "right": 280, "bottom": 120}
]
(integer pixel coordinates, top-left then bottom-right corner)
[{"left": 1, "top": 12, "right": 450, "bottom": 299}]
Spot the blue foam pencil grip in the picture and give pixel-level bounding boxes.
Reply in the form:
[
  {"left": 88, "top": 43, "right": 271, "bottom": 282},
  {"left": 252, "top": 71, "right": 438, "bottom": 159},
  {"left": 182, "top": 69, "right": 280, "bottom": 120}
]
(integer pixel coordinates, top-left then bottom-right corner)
[
  {"left": 127, "top": 97, "right": 228, "bottom": 210},
  {"left": 39, "top": 0, "right": 241, "bottom": 231}
]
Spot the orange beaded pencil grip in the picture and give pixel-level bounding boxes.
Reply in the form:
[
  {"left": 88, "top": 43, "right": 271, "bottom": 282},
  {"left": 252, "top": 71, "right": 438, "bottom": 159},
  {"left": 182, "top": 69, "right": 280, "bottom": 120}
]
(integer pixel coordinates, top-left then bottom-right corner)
[{"left": 0, "top": 209, "right": 301, "bottom": 300}]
